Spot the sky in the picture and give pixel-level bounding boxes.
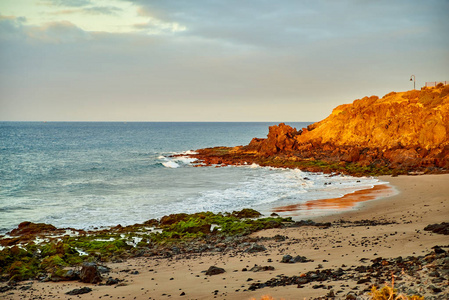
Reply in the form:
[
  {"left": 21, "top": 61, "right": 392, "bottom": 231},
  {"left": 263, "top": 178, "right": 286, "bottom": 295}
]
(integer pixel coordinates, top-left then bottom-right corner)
[{"left": 0, "top": 0, "right": 448, "bottom": 122}]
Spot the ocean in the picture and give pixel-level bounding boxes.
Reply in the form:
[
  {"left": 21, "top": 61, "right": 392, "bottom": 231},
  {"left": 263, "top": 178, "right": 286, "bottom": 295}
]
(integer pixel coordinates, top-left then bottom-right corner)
[{"left": 0, "top": 122, "right": 383, "bottom": 234}]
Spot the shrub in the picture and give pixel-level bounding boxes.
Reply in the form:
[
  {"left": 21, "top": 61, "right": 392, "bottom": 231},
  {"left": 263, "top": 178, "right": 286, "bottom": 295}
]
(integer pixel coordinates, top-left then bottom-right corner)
[{"left": 370, "top": 284, "right": 424, "bottom": 300}]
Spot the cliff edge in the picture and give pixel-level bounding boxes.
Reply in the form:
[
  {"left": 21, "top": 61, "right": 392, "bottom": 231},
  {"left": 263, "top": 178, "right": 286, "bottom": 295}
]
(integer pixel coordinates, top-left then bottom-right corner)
[{"left": 192, "top": 84, "right": 449, "bottom": 175}]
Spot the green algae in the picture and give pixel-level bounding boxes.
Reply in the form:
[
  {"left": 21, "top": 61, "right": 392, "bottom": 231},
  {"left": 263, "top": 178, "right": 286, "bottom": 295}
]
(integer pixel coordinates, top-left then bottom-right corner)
[{"left": 0, "top": 209, "right": 293, "bottom": 281}]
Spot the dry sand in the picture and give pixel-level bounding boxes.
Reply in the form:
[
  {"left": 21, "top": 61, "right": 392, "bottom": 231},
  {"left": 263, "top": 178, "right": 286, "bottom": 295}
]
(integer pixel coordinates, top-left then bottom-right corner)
[{"left": 4, "top": 174, "right": 449, "bottom": 300}]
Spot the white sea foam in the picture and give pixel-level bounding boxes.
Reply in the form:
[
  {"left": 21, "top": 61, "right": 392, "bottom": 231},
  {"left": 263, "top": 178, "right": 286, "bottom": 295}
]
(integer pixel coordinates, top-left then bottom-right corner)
[
  {"left": 162, "top": 161, "right": 180, "bottom": 168},
  {"left": 174, "top": 156, "right": 197, "bottom": 164},
  {"left": 183, "top": 150, "right": 198, "bottom": 155},
  {"left": 159, "top": 154, "right": 196, "bottom": 168}
]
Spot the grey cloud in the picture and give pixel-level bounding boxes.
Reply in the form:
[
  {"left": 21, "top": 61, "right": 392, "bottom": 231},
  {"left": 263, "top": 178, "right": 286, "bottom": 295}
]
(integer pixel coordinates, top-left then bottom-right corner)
[
  {"left": 26, "top": 21, "right": 91, "bottom": 43},
  {"left": 0, "top": 17, "right": 91, "bottom": 44},
  {"left": 46, "top": 0, "right": 92, "bottom": 7},
  {"left": 0, "top": 15, "right": 27, "bottom": 41},
  {"left": 130, "top": 0, "right": 448, "bottom": 49},
  {"left": 1, "top": 0, "right": 448, "bottom": 121},
  {"left": 49, "top": 6, "right": 122, "bottom": 16},
  {"left": 83, "top": 6, "right": 122, "bottom": 15}
]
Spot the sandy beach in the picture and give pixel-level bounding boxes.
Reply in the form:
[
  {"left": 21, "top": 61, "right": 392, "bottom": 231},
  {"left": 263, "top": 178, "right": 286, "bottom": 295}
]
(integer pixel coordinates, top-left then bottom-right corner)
[{"left": 3, "top": 174, "right": 448, "bottom": 300}]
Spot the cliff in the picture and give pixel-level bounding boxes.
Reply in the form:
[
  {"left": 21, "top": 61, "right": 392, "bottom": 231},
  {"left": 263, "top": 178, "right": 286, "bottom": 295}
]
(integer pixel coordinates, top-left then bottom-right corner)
[
  {"left": 245, "top": 84, "right": 449, "bottom": 172},
  {"left": 191, "top": 85, "right": 449, "bottom": 175}
]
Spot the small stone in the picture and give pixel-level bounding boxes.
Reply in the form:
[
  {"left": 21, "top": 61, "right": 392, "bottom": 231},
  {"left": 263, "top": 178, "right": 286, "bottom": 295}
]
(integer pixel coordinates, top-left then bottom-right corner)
[
  {"left": 65, "top": 287, "right": 92, "bottom": 295},
  {"left": 105, "top": 277, "right": 119, "bottom": 285},
  {"left": 281, "top": 255, "right": 293, "bottom": 263},
  {"left": 428, "top": 285, "right": 442, "bottom": 293},
  {"left": 205, "top": 266, "right": 225, "bottom": 276},
  {"left": 244, "top": 244, "right": 267, "bottom": 253}
]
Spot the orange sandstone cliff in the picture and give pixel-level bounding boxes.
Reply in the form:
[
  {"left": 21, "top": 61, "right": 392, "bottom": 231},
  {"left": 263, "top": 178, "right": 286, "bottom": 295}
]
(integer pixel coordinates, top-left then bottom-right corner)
[{"left": 192, "top": 85, "right": 449, "bottom": 174}]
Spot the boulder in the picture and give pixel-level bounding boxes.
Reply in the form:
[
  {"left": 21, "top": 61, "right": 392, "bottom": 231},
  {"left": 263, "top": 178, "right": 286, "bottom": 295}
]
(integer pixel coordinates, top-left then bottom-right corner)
[
  {"left": 9, "top": 222, "right": 57, "bottom": 236},
  {"left": 205, "top": 266, "right": 225, "bottom": 276},
  {"left": 80, "top": 262, "right": 102, "bottom": 284}
]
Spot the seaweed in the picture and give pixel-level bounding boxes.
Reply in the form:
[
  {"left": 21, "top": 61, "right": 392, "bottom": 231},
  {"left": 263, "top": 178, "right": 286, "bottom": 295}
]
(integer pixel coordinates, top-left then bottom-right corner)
[{"left": 0, "top": 209, "right": 293, "bottom": 281}]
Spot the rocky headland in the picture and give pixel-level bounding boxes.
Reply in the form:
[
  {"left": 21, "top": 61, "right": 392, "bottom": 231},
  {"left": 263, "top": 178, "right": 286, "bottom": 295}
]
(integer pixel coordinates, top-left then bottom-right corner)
[{"left": 190, "top": 84, "right": 449, "bottom": 176}]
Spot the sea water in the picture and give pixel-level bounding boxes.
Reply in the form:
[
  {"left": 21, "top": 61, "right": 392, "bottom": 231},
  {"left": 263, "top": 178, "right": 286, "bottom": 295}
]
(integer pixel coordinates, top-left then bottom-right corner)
[{"left": 0, "top": 122, "right": 383, "bottom": 233}]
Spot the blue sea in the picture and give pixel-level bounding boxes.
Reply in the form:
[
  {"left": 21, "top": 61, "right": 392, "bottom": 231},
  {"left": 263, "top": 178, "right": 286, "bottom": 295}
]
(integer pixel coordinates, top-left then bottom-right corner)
[{"left": 0, "top": 122, "right": 383, "bottom": 234}]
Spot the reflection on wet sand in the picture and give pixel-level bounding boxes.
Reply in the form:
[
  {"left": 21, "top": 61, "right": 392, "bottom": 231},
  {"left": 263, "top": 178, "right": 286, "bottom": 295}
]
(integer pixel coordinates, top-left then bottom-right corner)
[{"left": 273, "top": 184, "right": 394, "bottom": 213}]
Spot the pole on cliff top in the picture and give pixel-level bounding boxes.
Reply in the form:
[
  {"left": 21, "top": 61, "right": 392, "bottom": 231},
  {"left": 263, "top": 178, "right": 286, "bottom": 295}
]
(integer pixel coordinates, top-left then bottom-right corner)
[{"left": 410, "top": 75, "right": 416, "bottom": 90}]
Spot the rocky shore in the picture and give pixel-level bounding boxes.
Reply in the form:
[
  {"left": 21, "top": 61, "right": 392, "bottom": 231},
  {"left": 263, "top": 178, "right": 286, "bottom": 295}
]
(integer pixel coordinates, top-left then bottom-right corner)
[
  {"left": 1, "top": 174, "right": 448, "bottom": 299},
  {"left": 187, "top": 85, "right": 449, "bottom": 176},
  {"left": 1, "top": 86, "right": 448, "bottom": 299}
]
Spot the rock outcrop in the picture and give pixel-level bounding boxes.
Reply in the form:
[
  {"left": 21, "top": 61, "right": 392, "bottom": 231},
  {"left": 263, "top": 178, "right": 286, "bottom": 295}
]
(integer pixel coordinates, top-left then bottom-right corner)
[
  {"left": 191, "top": 85, "right": 449, "bottom": 174},
  {"left": 245, "top": 85, "right": 449, "bottom": 171}
]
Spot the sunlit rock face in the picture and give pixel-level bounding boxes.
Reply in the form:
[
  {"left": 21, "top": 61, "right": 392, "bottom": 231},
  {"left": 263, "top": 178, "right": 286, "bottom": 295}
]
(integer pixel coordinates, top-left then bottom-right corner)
[{"left": 247, "top": 85, "right": 449, "bottom": 169}]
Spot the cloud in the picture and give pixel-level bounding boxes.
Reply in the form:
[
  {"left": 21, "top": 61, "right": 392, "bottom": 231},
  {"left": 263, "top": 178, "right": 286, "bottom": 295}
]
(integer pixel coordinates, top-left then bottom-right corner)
[
  {"left": 1, "top": 0, "right": 448, "bottom": 121},
  {"left": 0, "top": 15, "right": 27, "bottom": 40},
  {"left": 83, "top": 6, "right": 122, "bottom": 15},
  {"left": 25, "top": 21, "right": 91, "bottom": 43},
  {"left": 45, "top": 0, "right": 92, "bottom": 7},
  {"left": 49, "top": 6, "right": 122, "bottom": 16},
  {"left": 0, "top": 14, "right": 91, "bottom": 44},
  {"left": 128, "top": 0, "right": 449, "bottom": 49}
]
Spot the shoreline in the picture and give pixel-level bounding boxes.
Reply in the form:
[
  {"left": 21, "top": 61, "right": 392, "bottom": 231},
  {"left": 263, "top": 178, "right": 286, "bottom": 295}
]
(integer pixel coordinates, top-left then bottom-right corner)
[
  {"left": 2, "top": 174, "right": 448, "bottom": 299},
  {"left": 272, "top": 183, "right": 396, "bottom": 217}
]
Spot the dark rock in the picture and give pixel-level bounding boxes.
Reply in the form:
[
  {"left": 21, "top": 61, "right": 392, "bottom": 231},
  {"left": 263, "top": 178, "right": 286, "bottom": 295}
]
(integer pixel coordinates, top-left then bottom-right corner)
[
  {"left": 9, "top": 222, "right": 57, "bottom": 236},
  {"left": 281, "top": 255, "right": 293, "bottom": 263},
  {"left": 19, "top": 284, "right": 32, "bottom": 291},
  {"left": 80, "top": 262, "right": 102, "bottom": 284},
  {"left": 249, "top": 265, "right": 275, "bottom": 272},
  {"left": 160, "top": 213, "right": 189, "bottom": 226},
  {"left": 345, "top": 293, "right": 357, "bottom": 300},
  {"left": 105, "top": 277, "right": 119, "bottom": 285},
  {"left": 281, "top": 254, "right": 310, "bottom": 263},
  {"left": 244, "top": 244, "right": 267, "bottom": 253},
  {"left": 0, "top": 285, "right": 14, "bottom": 293},
  {"left": 432, "top": 245, "right": 447, "bottom": 254},
  {"left": 429, "top": 270, "right": 440, "bottom": 277},
  {"left": 297, "top": 278, "right": 309, "bottom": 284},
  {"left": 180, "top": 291, "right": 185, "bottom": 296},
  {"left": 428, "top": 285, "right": 442, "bottom": 293},
  {"left": 312, "top": 284, "right": 326, "bottom": 289},
  {"left": 357, "top": 278, "right": 371, "bottom": 284},
  {"left": 143, "top": 219, "right": 159, "bottom": 227},
  {"left": 64, "top": 269, "right": 80, "bottom": 280},
  {"left": 97, "top": 266, "right": 111, "bottom": 274},
  {"left": 48, "top": 268, "right": 80, "bottom": 282},
  {"left": 293, "top": 255, "right": 309, "bottom": 263},
  {"left": 424, "top": 223, "right": 449, "bottom": 235},
  {"left": 232, "top": 209, "right": 262, "bottom": 219},
  {"left": 205, "top": 266, "right": 225, "bottom": 276},
  {"left": 65, "top": 287, "right": 92, "bottom": 295},
  {"left": 273, "top": 234, "right": 286, "bottom": 242}
]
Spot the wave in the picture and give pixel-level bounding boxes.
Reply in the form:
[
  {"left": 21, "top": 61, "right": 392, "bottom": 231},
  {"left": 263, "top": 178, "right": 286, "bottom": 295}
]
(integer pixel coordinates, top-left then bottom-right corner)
[{"left": 159, "top": 154, "right": 197, "bottom": 169}]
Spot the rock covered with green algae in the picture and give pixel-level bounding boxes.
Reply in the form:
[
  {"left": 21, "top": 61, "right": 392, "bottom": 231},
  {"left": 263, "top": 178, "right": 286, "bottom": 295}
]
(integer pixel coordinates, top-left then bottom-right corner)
[{"left": 0, "top": 209, "right": 294, "bottom": 282}]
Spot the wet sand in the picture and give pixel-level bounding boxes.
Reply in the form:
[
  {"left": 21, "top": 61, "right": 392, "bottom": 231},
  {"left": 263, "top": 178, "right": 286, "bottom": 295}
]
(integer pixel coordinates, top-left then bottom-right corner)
[
  {"left": 273, "top": 183, "right": 395, "bottom": 213},
  {"left": 3, "top": 174, "right": 449, "bottom": 300}
]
